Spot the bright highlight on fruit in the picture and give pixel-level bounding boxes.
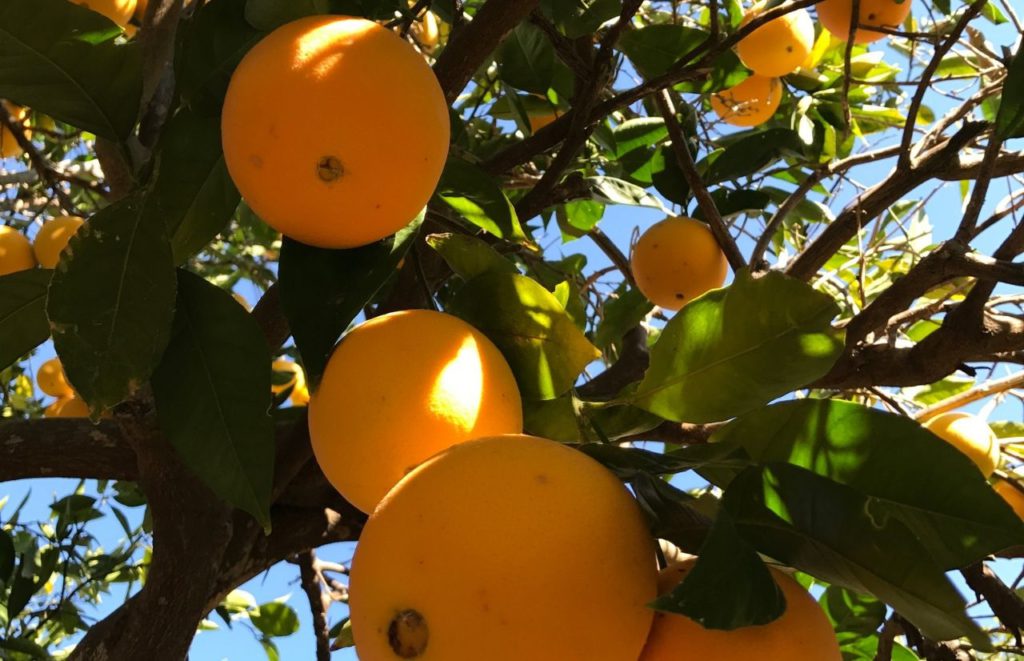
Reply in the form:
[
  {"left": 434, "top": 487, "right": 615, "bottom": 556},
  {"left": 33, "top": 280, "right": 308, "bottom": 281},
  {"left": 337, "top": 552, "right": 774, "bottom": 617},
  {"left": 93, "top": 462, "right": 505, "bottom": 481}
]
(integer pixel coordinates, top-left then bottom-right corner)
[
  {"left": 75, "top": 0, "right": 137, "bottom": 27},
  {"left": 308, "top": 310, "right": 522, "bottom": 513},
  {"left": 0, "top": 226, "right": 36, "bottom": 276},
  {"left": 710, "top": 75, "right": 783, "bottom": 127},
  {"left": 33, "top": 216, "right": 84, "bottom": 269},
  {"left": 222, "top": 16, "right": 450, "bottom": 249},
  {"left": 37, "top": 358, "right": 74, "bottom": 398},
  {"left": 736, "top": 2, "right": 815, "bottom": 77},
  {"left": 640, "top": 559, "right": 842, "bottom": 660},
  {"left": 349, "top": 434, "right": 658, "bottom": 661},
  {"left": 631, "top": 216, "right": 729, "bottom": 311},
  {"left": 923, "top": 411, "right": 1000, "bottom": 477},
  {"left": 816, "top": 0, "right": 912, "bottom": 44}
]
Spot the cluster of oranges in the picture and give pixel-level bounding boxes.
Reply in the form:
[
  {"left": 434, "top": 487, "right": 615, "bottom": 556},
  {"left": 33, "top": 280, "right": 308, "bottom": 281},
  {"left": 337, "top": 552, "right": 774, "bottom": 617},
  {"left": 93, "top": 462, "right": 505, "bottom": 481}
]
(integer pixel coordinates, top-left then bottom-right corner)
[
  {"left": 711, "top": 0, "right": 913, "bottom": 127},
  {"left": 0, "top": 215, "right": 84, "bottom": 276}
]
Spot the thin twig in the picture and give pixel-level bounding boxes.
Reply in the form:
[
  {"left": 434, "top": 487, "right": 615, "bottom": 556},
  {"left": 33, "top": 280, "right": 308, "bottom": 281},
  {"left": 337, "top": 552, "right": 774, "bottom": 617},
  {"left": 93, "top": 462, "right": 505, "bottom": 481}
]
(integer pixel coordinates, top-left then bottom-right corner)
[
  {"left": 915, "top": 370, "right": 1024, "bottom": 420},
  {"left": 297, "top": 550, "right": 331, "bottom": 661}
]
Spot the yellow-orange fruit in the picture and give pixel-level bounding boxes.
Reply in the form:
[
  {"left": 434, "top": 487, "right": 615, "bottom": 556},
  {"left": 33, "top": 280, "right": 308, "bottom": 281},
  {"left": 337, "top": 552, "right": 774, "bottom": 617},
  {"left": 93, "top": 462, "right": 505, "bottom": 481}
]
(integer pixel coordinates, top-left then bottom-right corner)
[
  {"left": 33, "top": 216, "right": 84, "bottom": 269},
  {"left": 36, "top": 358, "right": 74, "bottom": 398},
  {"left": 737, "top": 3, "right": 815, "bottom": 77},
  {"left": 923, "top": 411, "right": 1000, "bottom": 477},
  {"left": 232, "top": 292, "right": 251, "bottom": 311},
  {"left": 75, "top": 0, "right": 137, "bottom": 26},
  {"left": 270, "top": 359, "right": 301, "bottom": 395},
  {"left": 631, "top": 216, "right": 729, "bottom": 311},
  {"left": 0, "top": 226, "right": 36, "bottom": 276},
  {"left": 309, "top": 310, "right": 522, "bottom": 513},
  {"left": 290, "top": 378, "right": 310, "bottom": 407},
  {"left": 994, "top": 479, "right": 1024, "bottom": 521},
  {"left": 222, "top": 16, "right": 450, "bottom": 249},
  {"left": 641, "top": 559, "right": 842, "bottom": 661},
  {"left": 350, "top": 434, "right": 658, "bottom": 661},
  {"left": 45, "top": 395, "right": 90, "bottom": 418},
  {"left": 133, "top": 0, "right": 148, "bottom": 22},
  {"left": 710, "top": 75, "right": 783, "bottom": 127},
  {"left": 1, "top": 102, "right": 28, "bottom": 159},
  {"left": 816, "top": 0, "right": 912, "bottom": 44},
  {"left": 410, "top": 9, "right": 440, "bottom": 51},
  {"left": 528, "top": 109, "right": 561, "bottom": 133}
]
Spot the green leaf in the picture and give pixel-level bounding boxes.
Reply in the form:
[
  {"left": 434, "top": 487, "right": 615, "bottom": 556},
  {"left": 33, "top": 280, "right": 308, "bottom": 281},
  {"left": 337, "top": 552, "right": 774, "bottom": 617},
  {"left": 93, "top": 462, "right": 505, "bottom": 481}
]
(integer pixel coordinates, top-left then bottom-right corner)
[
  {"left": 612, "top": 118, "right": 668, "bottom": 158},
  {"left": 540, "top": 0, "right": 621, "bottom": 39},
  {"left": 244, "top": 0, "right": 329, "bottom": 30},
  {"left": 176, "top": 0, "right": 265, "bottom": 116},
  {"left": 426, "top": 232, "right": 517, "bottom": 281},
  {"left": 578, "top": 444, "right": 721, "bottom": 479},
  {"left": 909, "top": 376, "right": 973, "bottom": 406},
  {"left": 821, "top": 585, "right": 886, "bottom": 635},
  {"left": 592, "top": 285, "right": 652, "bottom": 350},
  {"left": 151, "top": 270, "right": 274, "bottom": 528},
  {"left": 447, "top": 272, "right": 601, "bottom": 400},
  {"left": 617, "top": 24, "right": 707, "bottom": 78},
  {"left": 0, "top": 529, "right": 14, "bottom": 586},
  {"left": 653, "top": 506, "right": 786, "bottom": 630},
  {"left": 0, "top": 269, "right": 52, "bottom": 371},
  {"left": 0, "top": 0, "right": 141, "bottom": 140},
  {"left": 251, "top": 602, "right": 300, "bottom": 637},
  {"left": 7, "top": 548, "right": 58, "bottom": 620},
  {"left": 438, "top": 160, "right": 527, "bottom": 241},
  {"left": 995, "top": 43, "right": 1024, "bottom": 140},
  {"left": 838, "top": 633, "right": 919, "bottom": 660},
  {"left": 497, "top": 23, "right": 557, "bottom": 94},
  {"left": 692, "top": 189, "right": 770, "bottom": 222},
  {"left": 631, "top": 472, "right": 711, "bottom": 554},
  {"left": 279, "top": 214, "right": 422, "bottom": 388},
  {"left": 628, "top": 270, "right": 842, "bottom": 423},
  {"left": 704, "top": 129, "right": 807, "bottom": 185},
  {"left": 332, "top": 618, "right": 355, "bottom": 650},
  {"left": 47, "top": 196, "right": 177, "bottom": 413},
  {"left": 0, "top": 637, "right": 51, "bottom": 660},
  {"left": 148, "top": 108, "right": 240, "bottom": 263},
  {"left": 712, "top": 399, "right": 1024, "bottom": 567},
  {"left": 991, "top": 420, "right": 1024, "bottom": 438},
  {"left": 724, "top": 464, "right": 989, "bottom": 647},
  {"left": 584, "top": 176, "right": 668, "bottom": 211}
]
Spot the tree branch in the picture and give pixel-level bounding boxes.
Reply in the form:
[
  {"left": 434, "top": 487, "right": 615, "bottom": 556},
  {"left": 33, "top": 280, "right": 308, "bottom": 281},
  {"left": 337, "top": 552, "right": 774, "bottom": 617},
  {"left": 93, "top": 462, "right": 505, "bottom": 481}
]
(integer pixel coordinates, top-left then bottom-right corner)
[
  {"left": 0, "top": 419, "right": 135, "bottom": 482},
  {"left": 296, "top": 550, "right": 331, "bottom": 661}
]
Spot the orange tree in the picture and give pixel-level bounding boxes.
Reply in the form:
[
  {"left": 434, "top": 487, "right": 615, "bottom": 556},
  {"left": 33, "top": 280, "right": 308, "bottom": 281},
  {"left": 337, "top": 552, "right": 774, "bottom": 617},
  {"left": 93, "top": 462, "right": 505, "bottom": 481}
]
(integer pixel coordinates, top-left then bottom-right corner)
[{"left": 1, "top": 0, "right": 1024, "bottom": 659}]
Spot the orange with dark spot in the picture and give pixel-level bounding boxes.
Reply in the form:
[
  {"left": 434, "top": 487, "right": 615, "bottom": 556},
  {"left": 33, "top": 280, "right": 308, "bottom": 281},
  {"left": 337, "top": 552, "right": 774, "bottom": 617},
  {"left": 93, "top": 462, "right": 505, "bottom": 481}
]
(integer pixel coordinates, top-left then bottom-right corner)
[
  {"left": 816, "top": 0, "right": 912, "bottom": 44},
  {"left": 631, "top": 216, "right": 729, "bottom": 310}
]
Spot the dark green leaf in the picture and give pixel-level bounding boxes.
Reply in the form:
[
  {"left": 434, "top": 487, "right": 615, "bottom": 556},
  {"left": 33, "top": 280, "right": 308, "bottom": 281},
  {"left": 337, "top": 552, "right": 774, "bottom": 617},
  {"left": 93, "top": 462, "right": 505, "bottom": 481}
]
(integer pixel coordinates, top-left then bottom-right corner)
[
  {"left": 617, "top": 24, "right": 707, "bottom": 78},
  {"left": 631, "top": 472, "right": 710, "bottom": 554},
  {"left": 0, "top": 269, "right": 52, "bottom": 371},
  {"left": 279, "top": 215, "right": 422, "bottom": 387},
  {"left": 712, "top": 399, "right": 1024, "bottom": 567},
  {"left": 0, "top": 0, "right": 141, "bottom": 140},
  {"left": 48, "top": 196, "right": 177, "bottom": 413},
  {"left": 629, "top": 270, "right": 842, "bottom": 423},
  {"left": 448, "top": 272, "right": 601, "bottom": 399},
  {"left": 251, "top": 602, "right": 300, "bottom": 637},
  {"left": 592, "top": 285, "right": 652, "bottom": 350},
  {"left": 426, "top": 232, "right": 517, "bottom": 281},
  {"left": 822, "top": 585, "right": 886, "bottom": 635},
  {"left": 7, "top": 548, "right": 58, "bottom": 620},
  {"left": 0, "top": 529, "right": 14, "bottom": 586},
  {"left": 995, "top": 43, "right": 1024, "bottom": 139},
  {"left": 327, "top": 0, "right": 402, "bottom": 19},
  {"left": 704, "top": 129, "right": 807, "bottom": 184},
  {"left": 497, "top": 23, "right": 556, "bottom": 94},
  {"left": 692, "top": 189, "right": 770, "bottom": 222},
  {"left": 152, "top": 270, "right": 274, "bottom": 528},
  {"left": 540, "top": 0, "right": 621, "bottom": 38},
  {"left": 245, "top": 0, "right": 329, "bottom": 30},
  {"left": 437, "top": 160, "right": 527, "bottom": 240},
  {"left": 148, "top": 108, "right": 240, "bottom": 263},
  {"left": 577, "top": 444, "right": 718, "bottom": 480},
  {"left": 0, "top": 637, "right": 50, "bottom": 659},
  {"left": 612, "top": 118, "right": 668, "bottom": 158}
]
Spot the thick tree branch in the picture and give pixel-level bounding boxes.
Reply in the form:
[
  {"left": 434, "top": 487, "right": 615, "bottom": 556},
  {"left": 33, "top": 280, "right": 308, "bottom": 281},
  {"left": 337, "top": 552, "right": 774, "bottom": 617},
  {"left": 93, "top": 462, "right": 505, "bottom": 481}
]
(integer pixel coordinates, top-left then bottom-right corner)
[
  {"left": 0, "top": 419, "right": 135, "bottom": 482},
  {"left": 962, "top": 562, "right": 1024, "bottom": 647}
]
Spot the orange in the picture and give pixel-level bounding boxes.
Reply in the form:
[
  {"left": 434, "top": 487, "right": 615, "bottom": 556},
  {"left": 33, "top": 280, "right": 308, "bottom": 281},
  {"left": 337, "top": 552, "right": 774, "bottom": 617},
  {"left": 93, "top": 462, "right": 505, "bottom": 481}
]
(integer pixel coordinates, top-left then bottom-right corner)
[
  {"left": 737, "top": 3, "right": 815, "bottom": 77},
  {"left": 309, "top": 310, "right": 522, "bottom": 513},
  {"left": 923, "top": 411, "right": 1000, "bottom": 477},
  {"left": 1, "top": 102, "right": 28, "bottom": 159},
  {"left": 528, "top": 108, "right": 561, "bottom": 133},
  {"left": 45, "top": 395, "right": 90, "bottom": 418},
  {"left": 710, "top": 75, "right": 783, "bottom": 127},
  {"left": 271, "top": 359, "right": 310, "bottom": 406},
  {"left": 222, "top": 16, "right": 450, "bottom": 249},
  {"left": 409, "top": 9, "right": 440, "bottom": 51},
  {"left": 36, "top": 358, "right": 74, "bottom": 398},
  {"left": 270, "top": 358, "right": 301, "bottom": 395},
  {"left": 75, "top": 0, "right": 137, "bottom": 27},
  {"left": 0, "top": 226, "right": 36, "bottom": 276},
  {"left": 994, "top": 479, "right": 1024, "bottom": 521},
  {"left": 631, "top": 216, "right": 729, "bottom": 310},
  {"left": 350, "top": 434, "right": 658, "bottom": 661},
  {"left": 816, "top": 0, "right": 912, "bottom": 44},
  {"left": 33, "top": 216, "right": 84, "bottom": 269},
  {"left": 134, "top": 0, "right": 148, "bottom": 22},
  {"left": 641, "top": 559, "right": 842, "bottom": 660}
]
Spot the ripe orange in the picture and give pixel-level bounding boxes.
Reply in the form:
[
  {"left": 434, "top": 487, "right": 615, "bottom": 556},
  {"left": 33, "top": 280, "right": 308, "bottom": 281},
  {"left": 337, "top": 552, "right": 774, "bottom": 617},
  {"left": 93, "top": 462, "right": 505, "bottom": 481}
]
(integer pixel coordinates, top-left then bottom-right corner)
[
  {"left": 736, "top": 3, "right": 815, "bottom": 77},
  {"left": 631, "top": 216, "right": 729, "bottom": 310},
  {"left": 45, "top": 395, "right": 90, "bottom": 418},
  {"left": 33, "top": 216, "right": 84, "bottom": 269},
  {"left": 409, "top": 9, "right": 440, "bottom": 51},
  {"left": 923, "top": 411, "right": 1000, "bottom": 477},
  {"left": 271, "top": 359, "right": 310, "bottom": 406},
  {"left": 641, "top": 559, "right": 842, "bottom": 660},
  {"left": 1, "top": 102, "right": 28, "bottom": 159},
  {"left": 528, "top": 108, "right": 561, "bottom": 133},
  {"left": 0, "top": 226, "right": 36, "bottom": 276},
  {"left": 349, "top": 434, "right": 658, "bottom": 661},
  {"left": 710, "top": 75, "right": 783, "bottom": 127},
  {"left": 994, "top": 479, "right": 1024, "bottom": 521},
  {"left": 816, "top": 0, "right": 912, "bottom": 44},
  {"left": 37, "top": 358, "right": 74, "bottom": 398},
  {"left": 222, "top": 16, "right": 450, "bottom": 249},
  {"left": 308, "top": 310, "right": 522, "bottom": 513},
  {"left": 75, "top": 0, "right": 137, "bottom": 27}
]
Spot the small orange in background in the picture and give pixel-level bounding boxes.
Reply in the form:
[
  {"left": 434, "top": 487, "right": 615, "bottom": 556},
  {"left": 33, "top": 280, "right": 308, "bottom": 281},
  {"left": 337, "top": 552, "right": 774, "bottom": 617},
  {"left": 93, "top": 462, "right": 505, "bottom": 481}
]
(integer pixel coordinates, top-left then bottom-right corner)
[
  {"left": 631, "top": 216, "right": 729, "bottom": 311},
  {"left": 75, "top": 0, "right": 137, "bottom": 27},
  {"left": 640, "top": 558, "right": 842, "bottom": 660},
  {"left": 37, "top": 358, "right": 74, "bottom": 398},
  {"left": 528, "top": 107, "right": 561, "bottom": 133},
  {"left": 994, "top": 479, "right": 1024, "bottom": 521},
  {"left": 33, "top": 216, "right": 84, "bottom": 269},
  {"left": 710, "top": 75, "right": 783, "bottom": 127},
  {"left": 270, "top": 358, "right": 310, "bottom": 406},
  {"left": 922, "top": 411, "right": 1000, "bottom": 477},
  {"left": 736, "top": 2, "right": 816, "bottom": 77},
  {"left": 45, "top": 394, "right": 90, "bottom": 418},
  {"left": 222, "top": 15, "right": 450, "bottom": 249},
  {"left": 816, "top": 0, "right": 912, "bottom": 44},
  {"left": 349, "top": 434, "right": 658, "bottom": 661},
  {"left": 0, "top": 226, "right": 36, "bottom": 276},
  {"left": 1, "top": 102, "right": 28, "bottom": 159}
]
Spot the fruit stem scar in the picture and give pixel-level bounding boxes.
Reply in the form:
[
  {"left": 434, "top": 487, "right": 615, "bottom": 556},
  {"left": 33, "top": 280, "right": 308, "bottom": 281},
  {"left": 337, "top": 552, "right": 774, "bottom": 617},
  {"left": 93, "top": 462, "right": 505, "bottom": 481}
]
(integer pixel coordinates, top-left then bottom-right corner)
[
  {"left": 317, "top": 155, "right": 344, "bottom": 182},
  {"left": 388, "top": 609, "right": 428, "bottom": 658}
]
